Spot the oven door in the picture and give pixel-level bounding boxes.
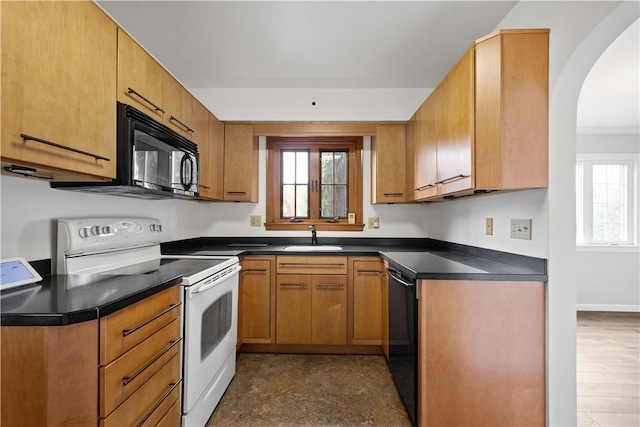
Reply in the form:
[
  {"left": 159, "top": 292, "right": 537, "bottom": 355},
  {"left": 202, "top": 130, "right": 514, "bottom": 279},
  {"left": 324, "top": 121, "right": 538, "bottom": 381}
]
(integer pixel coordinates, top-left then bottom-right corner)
[{"left": 182, "top": 264, "right": 240, "bottom": 415}]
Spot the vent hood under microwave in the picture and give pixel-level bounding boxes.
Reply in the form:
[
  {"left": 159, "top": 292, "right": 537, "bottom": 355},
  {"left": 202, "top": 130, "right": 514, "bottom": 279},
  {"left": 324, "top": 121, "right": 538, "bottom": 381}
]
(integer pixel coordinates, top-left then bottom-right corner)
[{"left": 51, "top": 103, "right": 199, "bottom": 200}]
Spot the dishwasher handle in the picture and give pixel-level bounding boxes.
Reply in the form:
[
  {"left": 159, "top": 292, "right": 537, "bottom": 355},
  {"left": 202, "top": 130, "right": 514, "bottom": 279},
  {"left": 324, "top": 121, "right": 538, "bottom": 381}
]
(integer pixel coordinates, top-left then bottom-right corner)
[{"left": 387, "top": 267, "right": 414, "bottom": 288}]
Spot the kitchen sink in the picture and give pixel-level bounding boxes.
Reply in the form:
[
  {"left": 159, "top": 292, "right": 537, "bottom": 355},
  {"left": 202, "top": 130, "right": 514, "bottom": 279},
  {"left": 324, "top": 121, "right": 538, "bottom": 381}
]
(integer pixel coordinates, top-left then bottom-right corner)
[{"left": 282, "top": 245, "right": 342, "bottom": 251}]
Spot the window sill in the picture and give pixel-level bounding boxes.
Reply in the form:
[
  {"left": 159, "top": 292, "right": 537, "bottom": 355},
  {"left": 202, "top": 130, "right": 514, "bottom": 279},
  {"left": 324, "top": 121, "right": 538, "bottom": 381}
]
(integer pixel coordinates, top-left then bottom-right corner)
[
  {"left": 577, "top": 244, "right": 639, "bottom": 253},
  {"left": 264, "top": 222, "right": 365, "bottom": 232}
]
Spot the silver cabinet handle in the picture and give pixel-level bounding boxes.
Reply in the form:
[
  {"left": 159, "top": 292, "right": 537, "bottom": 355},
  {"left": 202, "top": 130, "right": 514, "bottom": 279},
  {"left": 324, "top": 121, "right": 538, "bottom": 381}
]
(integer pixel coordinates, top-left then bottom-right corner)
[
  {"left": 280, "top": 283, "right": 308, "bottom": 288},
  {"left": 21, "top": 134, "right": 110, "bottom": 161},
  {"left": 435, "top": 174, "right": 470, "bottom": 185},
  {"left": 357, "top": 269, "right": 384, "bottom": 276},
  {"left": 279, "top": 263, "right": 344, "bottom": 268},
  {"left": 315, "top": 283, "right": 344, "bottom": 289},
  {"left": 383, "top": 192, "right": 404, "bottom": 196},
  {"left": 126, "top": 87, "right": 165, "bottom": 114},
  {"left": 122, "top": 338, "right": 182, "bottom": 386},
  {"left": 169, "top": 116, "right": 194, "bottom": 133},
  {"left": 122, "top": 302, "right": 182, "bottom": 337},
  {"left": 414, "top": 184, "right": 435, "bottom": 191},
  {"left": 242, "top": 269, "right": 267, "bottom": 273},
  {"left": 226, "top": 191, "right": 247, "bottom": 195}
]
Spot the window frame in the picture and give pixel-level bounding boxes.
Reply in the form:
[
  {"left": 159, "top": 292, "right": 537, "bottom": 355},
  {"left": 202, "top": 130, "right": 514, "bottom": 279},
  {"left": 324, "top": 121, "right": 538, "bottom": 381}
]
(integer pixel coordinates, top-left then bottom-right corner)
[
  {"left": 576, "top": 153, "right": 638, "bottom": 247},
  {"left": 265, "top": 136, "right": 364, "bottom": 231}
]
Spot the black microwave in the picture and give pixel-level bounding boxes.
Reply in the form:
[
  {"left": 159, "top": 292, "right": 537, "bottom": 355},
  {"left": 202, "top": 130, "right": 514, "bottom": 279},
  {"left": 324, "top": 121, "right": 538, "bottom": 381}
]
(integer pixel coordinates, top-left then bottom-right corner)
[{"left": 52, "top": 102, "right": 199, "bottom": 199}]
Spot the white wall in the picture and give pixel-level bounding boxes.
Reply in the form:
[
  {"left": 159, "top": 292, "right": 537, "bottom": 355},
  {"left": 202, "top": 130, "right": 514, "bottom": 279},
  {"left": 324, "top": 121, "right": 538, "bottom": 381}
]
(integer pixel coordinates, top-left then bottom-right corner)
[
  {"left": 576, "top": 133, "right": 640, "bottom": 311},
  {"left": 200, "top": 136, "right": 430, "bottom": 238},
  {"left": 0, "top": 175, "right": 204, "bottom": 261}
]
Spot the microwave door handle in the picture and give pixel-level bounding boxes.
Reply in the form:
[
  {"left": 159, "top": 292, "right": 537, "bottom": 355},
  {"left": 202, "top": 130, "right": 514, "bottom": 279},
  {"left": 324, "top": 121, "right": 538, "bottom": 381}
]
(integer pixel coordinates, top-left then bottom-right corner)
[{"left": 180, "top": 155, "right": 193, "bottom": 190}]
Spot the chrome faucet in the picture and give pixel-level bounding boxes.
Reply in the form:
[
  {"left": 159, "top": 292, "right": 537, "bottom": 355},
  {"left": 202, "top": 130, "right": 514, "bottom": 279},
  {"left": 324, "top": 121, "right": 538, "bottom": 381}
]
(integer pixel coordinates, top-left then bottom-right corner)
[{"left": 309, "top": 225, "right": 318, "bottom": 246}]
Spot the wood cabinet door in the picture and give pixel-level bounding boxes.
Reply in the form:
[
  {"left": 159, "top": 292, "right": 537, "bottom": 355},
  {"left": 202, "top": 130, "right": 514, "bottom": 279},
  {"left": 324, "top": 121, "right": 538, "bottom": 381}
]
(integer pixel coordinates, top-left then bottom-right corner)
[
  {"left": 240, "top": 258, "right": 275, "bottom": 344},
  {"left": 372, "top": 124, "right": 406, "bottom": 204},
  {"left": 414, "top": 93, "right": 438, "bottom": 200},
  {"left": 191, "top": 99, "right": 209, "bottom": 196},
  {"left": 223, "top": 123, "right": 258, "bottom": 202},
  {"left": 1, "top": 1, "right": 117, "bottom": 180},
  {"left": 311, "top": 275, "right": 347, "bottom": 345},
  {"left": 205, "top": 114, "right": 225, "bottom": 200},
  {"left": 405, "top": 114, "right": 417, "bottom": 201},
  {"left": 436, "top": 48, "right": 474, "bottom": 195},
  {"left": 418, "top": 280, "right": 545, "bottom": 427},
  {"left": 351, "top": 260, "right": 383, "bottom": 344},
  {"left": 276, "top": 274, "right": 312, "bottom": 344},
  {"left": 116, "top": 28, "right": 163, "bottom": 120},
  {"left": 162, "top": 71, "right": 193, "bottom": 139}
]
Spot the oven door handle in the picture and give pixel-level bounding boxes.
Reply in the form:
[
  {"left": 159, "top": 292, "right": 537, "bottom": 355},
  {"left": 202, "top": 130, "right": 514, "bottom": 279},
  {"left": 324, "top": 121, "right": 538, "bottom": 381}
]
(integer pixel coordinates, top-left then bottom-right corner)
[{"left": 192, "top": 264, "right": 242, "bottom": 294}]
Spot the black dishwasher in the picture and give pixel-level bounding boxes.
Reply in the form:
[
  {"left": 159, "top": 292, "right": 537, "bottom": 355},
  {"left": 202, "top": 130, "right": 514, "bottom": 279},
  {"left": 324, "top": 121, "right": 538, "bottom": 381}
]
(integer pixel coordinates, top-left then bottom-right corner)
[{"left": 387, "top": 266, "right": 418, "bottom": 426}]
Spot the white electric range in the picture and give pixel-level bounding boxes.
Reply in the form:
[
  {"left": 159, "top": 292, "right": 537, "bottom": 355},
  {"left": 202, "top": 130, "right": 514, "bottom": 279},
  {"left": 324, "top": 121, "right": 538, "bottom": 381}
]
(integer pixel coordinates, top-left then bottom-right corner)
[{"left": 56, "top": 217, "right": 240, "bottom": 427}]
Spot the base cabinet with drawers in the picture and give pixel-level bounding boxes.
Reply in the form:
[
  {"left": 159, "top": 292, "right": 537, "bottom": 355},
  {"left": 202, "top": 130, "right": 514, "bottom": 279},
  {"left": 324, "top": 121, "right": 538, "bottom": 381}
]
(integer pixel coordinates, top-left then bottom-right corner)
[
  {"left": 239, "top": 256, "right": 276, "bottom": 344},
  {"left": 100, "top": 286, "right": 183, "bottom": 427}
]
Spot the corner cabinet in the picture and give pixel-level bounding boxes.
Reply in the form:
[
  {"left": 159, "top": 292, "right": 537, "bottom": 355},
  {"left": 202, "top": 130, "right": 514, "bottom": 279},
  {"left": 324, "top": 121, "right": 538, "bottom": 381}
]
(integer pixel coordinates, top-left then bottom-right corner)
[
  {"left": 417, "top": 280, "right": 545, "bottom": 426},
  {"left": 371, "top": 125, "right": 407, "bottom": 204},
  {"left": 1, "top": 1, "right": 117, "bottom": 181},
  {"left": 223, "top": 124, "right": 259, "bottom": 202},
  {"left": 412, "top": 29, "right": 549, "bottom": 201}
]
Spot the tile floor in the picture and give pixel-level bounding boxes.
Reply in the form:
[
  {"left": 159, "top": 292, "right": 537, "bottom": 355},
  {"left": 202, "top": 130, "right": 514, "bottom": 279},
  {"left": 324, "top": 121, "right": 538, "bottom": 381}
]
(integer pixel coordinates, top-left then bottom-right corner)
[
  {"left": 206, "top": 353, "right": 412, "bottom": 426},
  {"left": 577, "top": 311, "right": 640, "bottom": 427}
]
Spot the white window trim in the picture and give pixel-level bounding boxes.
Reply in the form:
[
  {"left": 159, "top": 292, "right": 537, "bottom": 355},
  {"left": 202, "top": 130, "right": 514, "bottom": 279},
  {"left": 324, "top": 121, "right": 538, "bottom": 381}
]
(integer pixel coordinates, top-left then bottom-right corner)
[{"left": 576, "top": 152, "right": 639, "bottom": 249}]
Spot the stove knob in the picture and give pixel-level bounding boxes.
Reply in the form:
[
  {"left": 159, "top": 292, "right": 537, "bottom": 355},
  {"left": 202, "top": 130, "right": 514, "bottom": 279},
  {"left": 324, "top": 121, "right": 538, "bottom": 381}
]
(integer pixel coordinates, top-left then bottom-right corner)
[
  {"left": 78, "top": 227, "right": 90, "bottom": 238},
  {"left": 157, "top": 224, "right": 163, "bottom": 232},
  {"left": 101, "top": 226, "right": 111, "bottom": 235},
  {"left": 150, "top": 224, "right": 156, "bottom": 232},
  {"left": 91, "top": 226, "right": 100, "bottom": 236}
]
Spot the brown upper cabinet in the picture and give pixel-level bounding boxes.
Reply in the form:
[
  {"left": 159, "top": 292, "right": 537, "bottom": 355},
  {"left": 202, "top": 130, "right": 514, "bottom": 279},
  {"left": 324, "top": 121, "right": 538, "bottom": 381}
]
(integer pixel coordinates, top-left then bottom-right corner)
[
  {"left": 223, "top": 124, "right": 258, "bottom": 202},
  {"left": 198, "top": 110, "right": 225, "bottom": 201},
  {"left": 162, "top": 71, "right": 195, "bottom": 139},
  {"left": 117, "top": 28, "right": 164, "bottom": 121},
  {"left": 412, "top": 29, "right": 549, "bottom": 201},
  {"left": 371, "top": 125, "right": 407, "bottom": 204},
  {"left": 1, "top": 1, "right": 117, "bottom": 181}
]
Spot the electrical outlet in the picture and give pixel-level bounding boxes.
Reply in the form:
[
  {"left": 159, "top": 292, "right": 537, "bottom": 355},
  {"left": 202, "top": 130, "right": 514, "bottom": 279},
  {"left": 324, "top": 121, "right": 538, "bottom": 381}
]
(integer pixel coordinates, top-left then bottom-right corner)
[
  {"left": 368, "top": 217, "right": 380, "bottom": 229},
  {"left": 250, "top": 215, "right": 262, "bottom": 227},
  {"left": 485, "top": 218, "right": 493, "bottom": 235},
  {"left": 510, "top": 218, "right": 532, "bottom": 240}
]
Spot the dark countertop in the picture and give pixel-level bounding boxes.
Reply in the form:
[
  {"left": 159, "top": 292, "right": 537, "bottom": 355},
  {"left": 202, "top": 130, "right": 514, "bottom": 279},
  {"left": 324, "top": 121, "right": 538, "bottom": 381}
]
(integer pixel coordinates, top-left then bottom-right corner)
[{"left": 2, "top": 238, "right": 547, "bottom": 327}]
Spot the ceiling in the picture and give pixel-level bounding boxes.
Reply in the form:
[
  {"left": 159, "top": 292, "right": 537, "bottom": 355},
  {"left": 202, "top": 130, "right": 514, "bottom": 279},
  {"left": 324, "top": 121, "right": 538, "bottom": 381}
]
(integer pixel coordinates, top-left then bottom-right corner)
[{"left": 98, "top": 1, "right": 638, "bottom": 130}]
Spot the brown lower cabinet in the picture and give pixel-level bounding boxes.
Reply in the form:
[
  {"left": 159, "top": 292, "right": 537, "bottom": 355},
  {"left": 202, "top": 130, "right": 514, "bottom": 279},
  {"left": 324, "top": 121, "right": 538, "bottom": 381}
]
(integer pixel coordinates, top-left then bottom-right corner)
[
  {"left": 239, "top": 256, "right": 276, "bottom": 344},
  {"left": 0, "top": 286, "right": 183, "bottom": 427},
  {"left": 417, "top": 280, "right": 545, "bottom": 426}
]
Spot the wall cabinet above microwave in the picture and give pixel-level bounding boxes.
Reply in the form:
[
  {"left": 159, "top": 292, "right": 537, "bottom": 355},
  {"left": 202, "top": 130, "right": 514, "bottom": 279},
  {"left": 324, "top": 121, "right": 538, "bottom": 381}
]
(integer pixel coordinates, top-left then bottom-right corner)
[{"left": 1, "top": 1, "right": 117, "bottom": 181}]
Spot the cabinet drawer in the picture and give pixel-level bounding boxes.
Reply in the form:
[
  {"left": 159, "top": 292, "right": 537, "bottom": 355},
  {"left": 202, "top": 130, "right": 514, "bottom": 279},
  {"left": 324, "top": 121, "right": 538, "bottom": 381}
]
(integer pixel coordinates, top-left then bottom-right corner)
[
  {"left": 100, "top": 286, "right": 181, "bottom": 364},
  {"left": 277, "top": 256, "right": 347, "bottom": 275},
  {"left": 154, "top": 395, "right": 182, "bottom": 427},
  {"left": 100, "top": 319, "right": 181, "bottom": 416},
  {"left": 100, "top": 354, "right": 181, "bottom": 427}
]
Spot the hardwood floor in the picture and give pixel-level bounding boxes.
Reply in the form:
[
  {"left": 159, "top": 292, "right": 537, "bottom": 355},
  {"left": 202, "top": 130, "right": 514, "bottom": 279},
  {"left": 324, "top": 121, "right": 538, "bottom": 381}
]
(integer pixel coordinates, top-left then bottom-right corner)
[{"left": 577, "top": 311, "right": 640, "bottom": 427}]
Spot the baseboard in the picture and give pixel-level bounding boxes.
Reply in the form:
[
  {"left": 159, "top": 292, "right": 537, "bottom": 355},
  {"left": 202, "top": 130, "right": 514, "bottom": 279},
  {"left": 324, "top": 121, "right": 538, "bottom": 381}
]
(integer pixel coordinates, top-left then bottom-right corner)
[{"left": 577, "top": 303, "right": 640, "bottom": 312}]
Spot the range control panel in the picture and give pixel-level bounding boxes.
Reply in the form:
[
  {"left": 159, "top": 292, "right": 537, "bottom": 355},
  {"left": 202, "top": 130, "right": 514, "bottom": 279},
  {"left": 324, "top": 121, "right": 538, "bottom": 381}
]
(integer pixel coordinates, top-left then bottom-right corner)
[{"left": 57, "top": 217, "right": 163, "bottom": 256}]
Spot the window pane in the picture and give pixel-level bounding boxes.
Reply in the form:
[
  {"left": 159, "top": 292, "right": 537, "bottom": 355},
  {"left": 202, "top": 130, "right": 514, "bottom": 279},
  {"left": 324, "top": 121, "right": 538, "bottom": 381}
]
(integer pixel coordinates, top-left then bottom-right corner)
[
  {"left": 592, "top": 164, "right": 607, "bottom": 183},
  {"left": 282, "top": 152, "right": 296, "bottom": 184},
  {"left": 607, "top": 164, "right": 623, "bottom": 183},
  {"left": 334, "top": 152, "right": 347, "bottom": 184},
  {"left": 321, "top": 185, "right": 333, "bottom": 217},
  {"left": 282, "top": 184, "right": 295, "bottom": 217},
  {"left": 335, "top": 185, "right": 347, "bottom": 216},
  {"left": 607, "top": 183, "right": 622, "bottom": 204},
  {"left": 296, "top": 152, "right": 308, "bottom": 184},
  {"left": 607, "top": 223, "right": 622, "bottom": 241},
  {"left": 296, "top": 185, "right": 308, "bottom": 217},
  {"left": 321, "top": 152, "right": 334, "bottom": 184},
  {"left": 593, "top": 183, "right": 607, "bottom": 203}
]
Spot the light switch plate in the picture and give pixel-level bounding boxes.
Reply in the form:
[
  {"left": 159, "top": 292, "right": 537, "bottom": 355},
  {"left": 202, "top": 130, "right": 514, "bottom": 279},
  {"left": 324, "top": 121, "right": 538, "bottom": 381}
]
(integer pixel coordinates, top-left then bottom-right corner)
[
  {"left": 250, "top": 215, "right": 262, "bottom": 227},
  {"left": 510, "top": 218, "right": 532, "bottom": 240},
  {"left": 368, "top": 217, "right": 380, "bottom": 229}
]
